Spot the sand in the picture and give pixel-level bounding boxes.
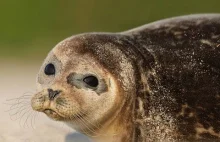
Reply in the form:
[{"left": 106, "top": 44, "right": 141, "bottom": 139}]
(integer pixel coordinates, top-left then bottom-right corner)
[{"left": 0, "top": 61, "right": 90, "bottom": 142}]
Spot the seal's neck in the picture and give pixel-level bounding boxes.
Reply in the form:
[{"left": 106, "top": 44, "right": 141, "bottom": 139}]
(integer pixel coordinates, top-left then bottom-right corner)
[
  {"left": 88, "top": 97, "right": 134, "bottom": 142},
  {"left": 88, "top": 115, "right": 132, "bottom": 142}
]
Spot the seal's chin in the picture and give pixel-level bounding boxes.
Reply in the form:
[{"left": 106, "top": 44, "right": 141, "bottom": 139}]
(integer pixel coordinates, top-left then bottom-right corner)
[{"left": 43, "top": 109, "right": 64, "bottom": 121}]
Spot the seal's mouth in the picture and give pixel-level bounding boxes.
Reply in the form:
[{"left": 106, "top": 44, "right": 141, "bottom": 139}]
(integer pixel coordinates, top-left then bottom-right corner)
[
  {"left": 43, "top": 109, "right": 64, "bottom": 120},
  {"left": 43, "top": 109, "right": 56, "bottom": 115}
]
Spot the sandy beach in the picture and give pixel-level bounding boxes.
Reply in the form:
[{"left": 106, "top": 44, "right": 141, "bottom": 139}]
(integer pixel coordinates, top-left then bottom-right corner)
[{"left": 1, "top": 61, "right": 89, "bottom": 142}]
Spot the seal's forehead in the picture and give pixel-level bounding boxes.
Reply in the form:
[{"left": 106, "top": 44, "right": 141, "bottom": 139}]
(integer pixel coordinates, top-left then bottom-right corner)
[{"left": 51, "top": 35, "right": 85, "bottom": 64}]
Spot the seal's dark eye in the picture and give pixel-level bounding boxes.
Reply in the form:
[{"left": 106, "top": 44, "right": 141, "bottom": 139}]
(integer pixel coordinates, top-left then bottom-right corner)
[
  {"left": 44, "top": 63, "right": 55, "bottom": 75},
  {"left": 83, "top": 76, "right": 99, "bottom": 87}
]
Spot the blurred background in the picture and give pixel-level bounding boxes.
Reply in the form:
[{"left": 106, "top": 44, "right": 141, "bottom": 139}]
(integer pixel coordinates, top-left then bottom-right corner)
[
  {"left": 0, "top": 0, "right": 220, "bottom": 142},
  {"left": 1, "top": 0, "right": 220, "bottom": 61}
]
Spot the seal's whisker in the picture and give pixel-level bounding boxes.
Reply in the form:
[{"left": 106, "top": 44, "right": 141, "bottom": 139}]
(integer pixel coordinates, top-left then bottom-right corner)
[
  {"left": 80, "top": 111, "right": 102, "bottom": 131},
  {"left": 24, "top": 110, "right": 35, "bottom": 129},
  {"left": 18, "top": 104, "right": 32, "bottom": 117},
  {"left": 9, "top": 103, "right": 30, "bottom": 118},
  {"left": 72, "top": 106, "right": 100, "bottom": 137},
  {"left": 9, "top": 107, "right": 28, "bottom": 121},
  {"left": 10, "top": 104, "right": 30, "bottom": 113},
  {"left": 71, "top": 104, "right": 102, "bottom": 131},
  {"left": 6, "top": 102, "right": 30, "bottom": 112},
  {"left": 6, "top": 92, "right": 32, "bottom": 122},
  {"left": 33, "top": 112, "right": 39, "bottom": 127},
  {"left": 9, "top": 101, "right": 30, "bottom": 110},
  {"left": 19, "top": 108, "right": 32, "bottom": 128},
  {"left": 76, "top": 107, "right": 102, "bottom": 131},
  {"left": 8, "top": 100, "right": 30, "bottom": 111},
  {"left": 5, "top": 93, "right": 32, "bottom": 108},
  {"left": 72, "top": 113, "right": 97, "bottom": 137},
  {"left": 8, "top": 106, "right": 30, "bottom": 121},
  {"left": 79, "top": 117, "right": 100, "bottom": 137},
  {"left": 10, "top": 108, "right": 29, "bottom": 122},
  {"left": 9, "top": 103, "right": 30, "bottom": 114},
  {"left": 68, "top": 115, "right": 95, "bottom": 137},
  {"left": 23, "top": 110, "right": 32, "bottom": 128},
  {"left": 5, "top": 98, "right": 30, "bottom": 104},
  {"left": 6, "top": 93, "right": 32, "bottom": 101},
  {"left": 31, "top": 111, "right": 37, "bottom": 129},
  {"left": 69, "top": 108, "right": 96, "bottom": 136},
  {"left": 4, "top": 97, "right": 31, "bottom": 105},
  {"left": 78, "top": 107, "right": 120, "bottom": 136}
]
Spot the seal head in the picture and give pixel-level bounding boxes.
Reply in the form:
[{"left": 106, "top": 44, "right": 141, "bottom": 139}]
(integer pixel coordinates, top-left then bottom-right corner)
[{"left": 31, "top": 33, "right": 150, "bottom": 141}]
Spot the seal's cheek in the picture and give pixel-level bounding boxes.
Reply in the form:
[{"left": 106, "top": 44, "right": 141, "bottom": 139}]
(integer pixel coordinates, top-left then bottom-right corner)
[
  {"left": 76, "top": 90, "right": 117, "bottom": 115},
  {"left": 73, "top": 77, "right": 121, "bottom": 116}
]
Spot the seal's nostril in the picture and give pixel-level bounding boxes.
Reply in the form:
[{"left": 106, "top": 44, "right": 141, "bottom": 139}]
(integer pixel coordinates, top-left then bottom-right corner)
[{"left": 48, "top": 89, "right": 61, "bottom": 100}]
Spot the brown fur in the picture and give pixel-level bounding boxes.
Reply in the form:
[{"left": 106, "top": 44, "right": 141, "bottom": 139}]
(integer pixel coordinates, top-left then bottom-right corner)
[{"left": 32, "top": 14, "right": 220, "bottom": 142}]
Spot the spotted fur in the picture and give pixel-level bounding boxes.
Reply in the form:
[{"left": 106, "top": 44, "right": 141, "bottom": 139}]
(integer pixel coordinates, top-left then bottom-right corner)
[{"left": 31, "top": 14, "right": 220, "bottom": 142}]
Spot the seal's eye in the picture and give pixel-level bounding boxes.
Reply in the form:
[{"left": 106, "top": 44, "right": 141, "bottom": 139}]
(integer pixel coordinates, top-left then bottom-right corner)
[
  {"left": 83, "top": 76, "right": 99, "bottom": 87},
  {"left": 44, "top": 63, "right": 55, "bottom": 75}
]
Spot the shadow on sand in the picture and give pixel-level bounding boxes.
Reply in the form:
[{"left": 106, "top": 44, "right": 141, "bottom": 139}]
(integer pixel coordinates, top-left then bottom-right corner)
[{"left": 65, "top": 132, "right": 90, "bottom": 142}]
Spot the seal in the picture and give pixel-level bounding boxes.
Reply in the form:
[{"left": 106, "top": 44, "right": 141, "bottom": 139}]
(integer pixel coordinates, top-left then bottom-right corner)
[{"left": 31, "top": 14, "right": 220, "bottom": 142}]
